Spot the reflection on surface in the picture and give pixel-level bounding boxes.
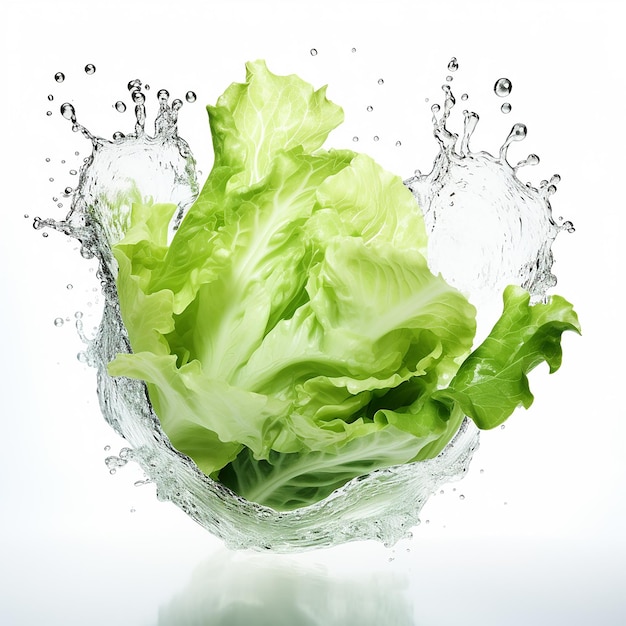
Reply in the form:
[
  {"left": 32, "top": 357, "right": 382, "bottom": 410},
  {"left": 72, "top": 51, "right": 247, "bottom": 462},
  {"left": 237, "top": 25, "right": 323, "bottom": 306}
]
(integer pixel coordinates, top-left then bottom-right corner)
[{"left": 156, "top": 547, "right": 414, "bottom": 626}]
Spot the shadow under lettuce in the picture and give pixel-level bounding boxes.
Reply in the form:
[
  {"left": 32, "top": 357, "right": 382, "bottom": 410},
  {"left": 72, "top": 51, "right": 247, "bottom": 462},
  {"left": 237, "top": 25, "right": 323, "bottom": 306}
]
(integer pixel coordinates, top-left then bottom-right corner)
[{"left": 156, "top": 547, "right": 414, "bottom": 626}]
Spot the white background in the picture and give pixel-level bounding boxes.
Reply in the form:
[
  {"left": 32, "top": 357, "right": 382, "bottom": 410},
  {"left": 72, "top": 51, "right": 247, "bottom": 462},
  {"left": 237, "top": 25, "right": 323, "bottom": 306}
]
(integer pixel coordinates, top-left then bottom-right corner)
[{"left": 1, "top": 1, "right": 624, "bottom": 624}]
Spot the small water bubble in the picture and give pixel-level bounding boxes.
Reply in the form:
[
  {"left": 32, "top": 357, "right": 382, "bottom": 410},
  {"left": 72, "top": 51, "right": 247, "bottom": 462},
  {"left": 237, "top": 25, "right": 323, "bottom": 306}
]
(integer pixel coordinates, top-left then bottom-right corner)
[
  {"left": 109, "top": 469, "right": 116, "bottom": 475},
  {"left": 500, "top": 424, "right": 506, "bottom": 430},
  {"left": 53, "top": 317, "right": 64, "bottom": 327},
  {"left": 494, "top": 77, "right": 512, "bottom": 97},
  {"left": 23, "top": 214, "right": 29, "bottom": 219},
  {"left": 351, "top": 47, "right": 357, "bottom": 53},
  {"left": 131, "top": 90, "right": 145, "bottom": 104},
  {"left": 77, "top": 351, "right": 88, "bottom": 363},
  {"left": 52, "top": 197, "right": 58, "bottom": 202},
  {"left": 57, "top": 203, "right": 63, "bottom": 208},
  {"left": 425, "top": 519, "right": 430, "bottom": 525},
  {"left": 49, "top": 178, "right": 54, "bottom": 182},
  {"left": 130, "top": 507, "right": 136, "bottom": 513},
  {"left": 552, "top": 174, "right": 561, "bottom": 184},
  {"left": 145, "top": 84, "right": 150, "bottom": 91},
  {"left": 74, "top": 151, "right": 79, "bottom": 156},
  {"left": 115, "top": 101, "right": 127, "bottom": 113},
  {"left": 69, "top": 169, "right": 77, "bottom": 175},
  {"left": 46, "top": 111, "right": 52, "bottom": 116},
  {"left": 45, "top": 157, "right": 50, "bottom": 162},
  {"left": 42, "top": 232, "right": 49, "bottom": 238},
  {"left": 501, "top": 102, "right": 512, "bottom": 114},
  {"left": 172, "top": 98, "right": 183, "bottom": 111},
  {"left": 562, "top": 221, "right": 575, "bottom": 233},
  {"left": 378, "top": 78, "right": 384, "bottom": 85},
  {"left": 47, "top": 94, "right": 54, "bottom": 101},
  {"left": 461, "top": 93, "right": 468, "bottom": 101},
  {"left": 104, "top": 445, "right": 111, "bottom": 452},
  {"left": 395, "top": 140, "right": 402, "bottom": 147},
  {"left": 61, "top": 159, "right": 65, "bottom": 164},
  {"left": 185, "top": 90, "right": 197, "bottom": 103},
  {"left": 367, "top": 105, "right": 373, "bottom": 112},
  {"left": 459, "top": 494, "right": 465, "bottom": 500},
  {"left": 64, "top": 186, "right": 72, "bottom": 195},
  {"left": 75, "top": 311, "right": 83, "bottom": 319},
  {"left": 66, "top": 284, "right": 73, "bottom": 290},
  {"left": 373, "top": 135, "right": 379, "bottom": 142},
  {"left": 446, "top": 75, "right": 453, "bottom": 82},
  {"left": 431, "top": 103, "right": 441, "bottom": 113},
  {"left": 112, "top": 131, "right": 125, "bottom": 140},
  {"left": 310, "top": 48, "right": 318, "bottom": 56},
  {"left": 60, "top": 102, "right": 75, "bottom": 120},
  {"left": 352, "top": 136, "right": 359, "bottom": 142},
  {"left": 127, "top": 79, "right": 142, "bottom": 91},
  {"left": 157, "top": 89, "right": 169, "bottom": 103},
  {"left": 54, "top": 72, "right": 65, "bottom": 83},
  {"left": 447, "top": 57, "right": 459, "bottom": 72},
  {"left": 84, "top": 63, "right": 96, "bottom": 75}
]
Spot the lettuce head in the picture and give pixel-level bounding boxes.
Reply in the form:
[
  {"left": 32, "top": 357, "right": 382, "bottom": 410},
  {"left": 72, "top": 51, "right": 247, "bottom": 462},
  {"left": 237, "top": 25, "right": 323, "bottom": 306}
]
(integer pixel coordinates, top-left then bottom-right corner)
[{"left": 107, "top": 61, "right": 580, "bottom": 511}]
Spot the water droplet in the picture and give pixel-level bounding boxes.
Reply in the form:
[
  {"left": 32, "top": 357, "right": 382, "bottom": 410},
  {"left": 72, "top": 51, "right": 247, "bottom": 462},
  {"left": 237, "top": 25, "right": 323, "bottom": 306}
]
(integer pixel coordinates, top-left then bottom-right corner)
[
  {"left": 310, "top": 48, "right": 318, "bottom": 56},
  {"left": 172, "top": 98, "right": 183, "bottom": 111},
  {"left": 84, "top": 64, "right": 96, "bottom": 75},
  {"left": 461, "top": 93, "right": 468, "bottom": 101},
  {"left": 494, "top": 77, "right": 512, "bottom": 97},
  {"left": 66, "top": 284, "right": 73, "bottom": 290},
  {"left": 378, "top": 78, "right": 384, "bottom": 85},
  {"left": 54, "top": 72, "right": 65, "bottom": 83},
  {"left": 115, "top": 101, "right": 126, "bottom": 113},
  {"left": 57, "top": 203, "right": 63, "bottom": 208},
  {"left": 127, "top": 79, "right": 141, "bottom": 91},
  {"left": 60, "top": 102, "right": 76, "bottom": 121},
  {"left": 185, "top": 91, "right": 196, "bottom": 103},
  {"left": 104, "top": 445, "right": 111, "bottom": 452},
  {"left": 480, "top": 468, "right": 485, "bottom": 474},
  {"left": 501, "top": 102, "right": 512, "bottom": 114},
  {"left": 75, "top": 311, "right": 83, "bottom": 319},
  {"left": 447, "top": 57, "right": 458, "bottom": 72},
  {"left": 131, "top": 90, "right": 145, "bottom": 104},
  {"left": 109, "top": 469, "right": 116, "bottom": 475},
  {"left": 425, "top": 519, "right": 430, "bottom": 525},
  {"left": 69, "top": 169, "right": 77, "bottom": 175},
  {"left": 373, "top": 135, "right": 379, "bottom": 142},
  {"left": 395, "top": 140, "right": 402, "bottom": 147},
  {"left": 431, "top": 103, "right": 440, "bottom": 113},
  {"left": 46, "top": 111, "right": 52, "bottom": 116},
  {"left": 562, "top": 220, "right": 575, "bottom": 233},
  {"left": 64, "top": 186, "right": 72, "bottom": 195},
  {"left": 367, "top": 105, "right": 373, "bottom": 112},
  {"left": 49, "top": 178, "right": 54, "bottom": 182},
  {"left": 53, "top": 317, "right": 64, "bottom": 327},
  {"left": 446, "top": 75, "right": 453, "bottom": 82},
  {"left": 130, "top": 507, "right": 136, "bottom": 513},
  {"left": 45, "top": 157, "right": 50, "bottom": 162},
  {"left": 500, "top": 424, "right": 506, "bottom": 429},
  {"left": 157, "top": 89, "right": 169, "bottom": 103},
  {"left": 23, "top": 214, "right": 29, "bottom": 219},
  {"left": 112, "top": 131, "right": 125, "bottom": 140},
  {"left": 42, "top": 232, "right": 49, "bottom": 238},
  {"left": 351, "top": 47, "right": 357, "bottom": 53},
  {"left": 352, "top": 136, "right": 359, "bottom": 142},
  {"left": 77, "top": 351, "right": 88, "bottom": 363},
  {"left": 459, "top": 494, "right": 465, "bottom": 500}
]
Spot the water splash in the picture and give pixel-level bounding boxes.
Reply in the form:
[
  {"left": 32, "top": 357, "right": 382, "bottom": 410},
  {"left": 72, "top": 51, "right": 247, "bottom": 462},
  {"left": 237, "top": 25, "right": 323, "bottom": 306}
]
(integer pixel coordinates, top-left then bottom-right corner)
[
  {"left": 404, "top": 78, "right": 570, "bottom": 307},
  {"left": 38, "top": 62, "right": 572, "bottom": 552}
]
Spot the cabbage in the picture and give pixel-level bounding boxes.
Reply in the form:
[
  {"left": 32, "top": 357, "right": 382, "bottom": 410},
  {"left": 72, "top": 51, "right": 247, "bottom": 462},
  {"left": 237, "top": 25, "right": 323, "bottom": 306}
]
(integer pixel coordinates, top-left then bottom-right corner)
[{"left": 108, "top": 61, "right": 580, "bottom": 510}]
